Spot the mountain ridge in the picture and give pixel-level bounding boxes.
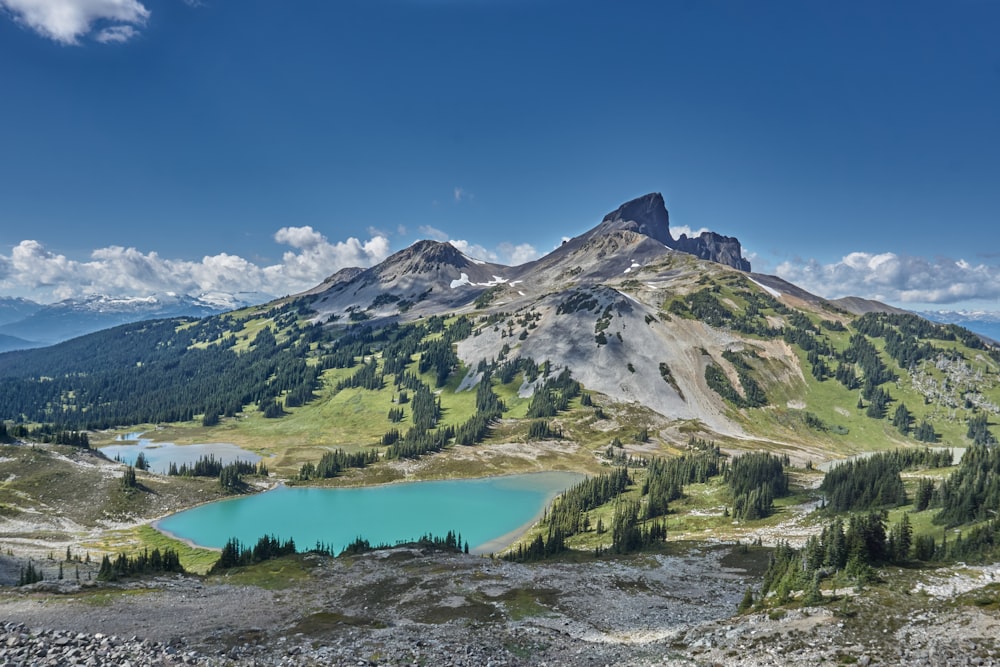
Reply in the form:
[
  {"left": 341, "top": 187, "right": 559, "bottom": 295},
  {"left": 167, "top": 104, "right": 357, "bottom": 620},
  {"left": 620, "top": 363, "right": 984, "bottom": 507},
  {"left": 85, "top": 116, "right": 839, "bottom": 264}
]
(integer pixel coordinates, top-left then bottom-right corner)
[
  {"left": 0, "top": 291, "right": 266, "bottom": 347},
  {"left": 2, "top": 191, "right": 997, "bottom": 461},
  {"left": 304, "top": 192, "right": 753, "bottom": 325},
  {"left": 2, "top": 193, "right": 999, "bottom": 667}
]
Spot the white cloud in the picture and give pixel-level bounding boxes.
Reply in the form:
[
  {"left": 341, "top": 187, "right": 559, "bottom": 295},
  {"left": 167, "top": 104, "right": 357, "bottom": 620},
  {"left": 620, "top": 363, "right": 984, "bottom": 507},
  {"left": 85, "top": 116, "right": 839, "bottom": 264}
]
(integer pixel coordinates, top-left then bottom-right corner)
[
  {"left": 453, "top": 187, "right": 470, "bottom": 202},
  {"left": 274, "top": 225, "right": 325, "bottom": 250},
  {"left": 776, "top": 252, "right": 1000, "bottom": 306},
  {"left": 414, "top": 226, "right": 537, "bottom": 266},
  {"left": 272, "top": 229, "right": 390, "bottom": 285},
  {"left": 0, "top": 227, "right": 391, "bottom": 303},
  {"left": 1, "top": 0, "right": 149, "bottom": 44},
  {"left": 670, "top": 224, "right": 710, "bottom": 239},
  {"left": 417, "top": 225, "right": 450, "bottom": 242},
  {"left": 497, "top": 242, "right": 539, "bottom": 266},
  {"left": 94, "top": 22, "right": 137, "bottom": 42},
  {"left": 449, "top": 240, "right": 498, "bottom": 263}
]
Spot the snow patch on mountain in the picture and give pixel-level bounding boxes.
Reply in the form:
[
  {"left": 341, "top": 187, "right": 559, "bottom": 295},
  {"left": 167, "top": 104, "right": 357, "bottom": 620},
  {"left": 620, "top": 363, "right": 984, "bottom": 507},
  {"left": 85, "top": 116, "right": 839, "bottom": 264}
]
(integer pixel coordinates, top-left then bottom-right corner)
[
  {"left": 748, "top": 276, "right": 782, "bottom": 298},
  {"left": 449, "top": 273, "right": 513, "bottom": 289}
]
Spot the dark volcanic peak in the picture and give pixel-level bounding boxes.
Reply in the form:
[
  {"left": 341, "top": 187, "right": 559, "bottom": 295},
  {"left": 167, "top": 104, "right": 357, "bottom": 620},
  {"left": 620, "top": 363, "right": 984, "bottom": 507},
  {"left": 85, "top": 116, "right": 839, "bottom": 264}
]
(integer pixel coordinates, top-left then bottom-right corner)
[
  {"left": 591, "top": 192, "right": 751, "bottom": 272},
  {"left": 674, "top": 231, "right": 751, "bottom": 272},
  {"left": 596, "top": 192, "right": 673, "bottom": 247}
]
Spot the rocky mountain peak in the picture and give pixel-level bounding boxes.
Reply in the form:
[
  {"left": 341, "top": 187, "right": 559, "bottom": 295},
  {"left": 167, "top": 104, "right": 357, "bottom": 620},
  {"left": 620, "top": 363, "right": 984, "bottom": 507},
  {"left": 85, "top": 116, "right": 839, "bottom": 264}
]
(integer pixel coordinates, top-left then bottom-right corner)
[
  {"left": 591, "top": 192, "right": 751, "bottom": 272},
  {"left": 674, "top": 231, "right": 751, "bottom": 272},
  {"left": 596, "top": 192, "right": 673, "bottom": 247},
  {"left": 378, "top": 240, "right": 478, "bottom": 275}
]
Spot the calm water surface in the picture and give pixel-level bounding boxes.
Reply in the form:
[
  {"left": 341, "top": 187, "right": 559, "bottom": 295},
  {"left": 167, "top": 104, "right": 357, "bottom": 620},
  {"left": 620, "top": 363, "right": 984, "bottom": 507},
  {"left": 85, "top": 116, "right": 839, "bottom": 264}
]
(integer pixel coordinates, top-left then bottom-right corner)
[
  {"left": 155, "top": 471, "right": 583, "bottom": 554},
  {"left": 100, "top": 436, "right": 261, "bottom": 475}
]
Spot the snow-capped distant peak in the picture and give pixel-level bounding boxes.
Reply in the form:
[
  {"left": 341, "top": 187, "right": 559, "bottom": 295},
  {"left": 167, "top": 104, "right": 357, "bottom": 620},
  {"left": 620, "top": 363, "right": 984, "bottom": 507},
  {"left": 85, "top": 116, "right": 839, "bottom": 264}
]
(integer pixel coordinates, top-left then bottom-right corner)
[
  {"left": 62, "top": 294, "right": 161, "bottom": 312},
  {"left": 195, "top": 291, "right": 268, "bottom": 311}
]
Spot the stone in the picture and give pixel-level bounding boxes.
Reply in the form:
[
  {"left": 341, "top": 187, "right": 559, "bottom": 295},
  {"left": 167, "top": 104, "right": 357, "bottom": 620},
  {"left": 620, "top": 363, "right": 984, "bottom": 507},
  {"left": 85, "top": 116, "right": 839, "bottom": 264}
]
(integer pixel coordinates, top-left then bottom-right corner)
[{"left": 595, "top": 192, "right": 752, "bottom": 271}]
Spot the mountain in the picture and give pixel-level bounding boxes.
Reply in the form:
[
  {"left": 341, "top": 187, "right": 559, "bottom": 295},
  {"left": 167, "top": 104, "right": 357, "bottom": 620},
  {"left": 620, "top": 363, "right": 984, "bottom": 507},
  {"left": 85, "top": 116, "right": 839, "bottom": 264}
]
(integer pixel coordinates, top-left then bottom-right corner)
[
  {"left": 304, "top": 192, "right": 752, "bottom": 325},
  {"left": 922, "top": 310, "right": 1000, "bottom": 343},
  {"left": 4, "top": 191, "right": 996, "bottom": 458},
  {"left": 0, "top": 333, "right": 40, "bottom": 353},
  {"left": 0, "top": 292, "right": 265, "bottom": 346},
  {"left": 0, "top": 297, "right": 42, "bottom": 327},
  {"left": 3, "top": 192, "right": 999, "bottom": 664},
  {"left": 306, "top": 239, "right": 515, "bottom": 323},
  {"left": 585, "top": 192, "right": 751, "bottom": 271},
  {"left": 1, "top": 190, "right": 997, "bottom": 460}
]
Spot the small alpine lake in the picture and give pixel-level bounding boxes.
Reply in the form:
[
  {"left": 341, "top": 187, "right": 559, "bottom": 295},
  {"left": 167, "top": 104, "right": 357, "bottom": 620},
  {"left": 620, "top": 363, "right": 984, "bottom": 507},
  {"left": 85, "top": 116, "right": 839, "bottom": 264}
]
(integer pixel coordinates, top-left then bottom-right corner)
[
  {"left": 100, "top": 436, "right": 262, "bottom": 475},
  {"left": 154, "top": 471, "right": 584, "bottom": 555}
]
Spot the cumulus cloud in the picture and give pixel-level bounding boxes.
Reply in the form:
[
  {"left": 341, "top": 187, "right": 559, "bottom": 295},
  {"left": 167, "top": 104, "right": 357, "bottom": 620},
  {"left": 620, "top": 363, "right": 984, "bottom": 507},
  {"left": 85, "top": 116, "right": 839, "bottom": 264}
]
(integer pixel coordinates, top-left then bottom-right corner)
[
  {"left": 272, "top": 228, "right": 390, "bottom": 285},
  {"left": 0, "top": 222, "right": 542, "bottom": 303},
  {"left": 776, "top": 252, "right": 1000, "bottom": 306},
  {"left": 0, "top": 227, "right": 391, "bottom": 303},
  {"left": 449, "top": 240, "right": 498, "bottom": 263},
  {"left": 497, "top": 242, "right": 539, "bottom": 266},
  {"left": 1, "top": 0, "right": 149, "bottom": 44},
  {"left": 274, "top": 225, "right": 325, "bottom": 250},
  {"left": 670, "top": 224, "right": 710, "bottom": 239},
  {"left": 453, "top": 187, "right": 471, "bottom": 202}
]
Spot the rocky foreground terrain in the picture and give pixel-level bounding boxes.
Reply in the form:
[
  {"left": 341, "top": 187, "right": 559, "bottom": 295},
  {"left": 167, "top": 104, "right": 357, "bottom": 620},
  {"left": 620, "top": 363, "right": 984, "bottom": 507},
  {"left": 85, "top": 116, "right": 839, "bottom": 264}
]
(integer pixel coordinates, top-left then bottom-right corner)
[{"left": 2, "top": 545, "right": 1000, "bottom": 666}]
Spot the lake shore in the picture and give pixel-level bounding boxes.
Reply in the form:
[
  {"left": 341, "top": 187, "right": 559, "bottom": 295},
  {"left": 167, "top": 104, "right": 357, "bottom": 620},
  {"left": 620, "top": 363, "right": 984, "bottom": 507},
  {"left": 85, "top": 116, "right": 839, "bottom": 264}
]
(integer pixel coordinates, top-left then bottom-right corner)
[{"left": 152, "top": 470, "right": 585, "bottom": 555}]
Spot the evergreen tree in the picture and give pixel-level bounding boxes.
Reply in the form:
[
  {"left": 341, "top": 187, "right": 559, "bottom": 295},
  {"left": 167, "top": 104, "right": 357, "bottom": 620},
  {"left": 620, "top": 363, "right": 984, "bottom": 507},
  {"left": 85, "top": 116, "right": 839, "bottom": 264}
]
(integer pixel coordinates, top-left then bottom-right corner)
[
  {"left": 892, "top": 403, "right": 911, "bottom": 436},
  {"left": 737, "top": 586, "right": 754, "bottom": 613},
  {"left": 120, "top": 465, "right": 138, "bottom": 490},
  {"left": 888, "top": 513, "right": 913, "bottom": 563},
  {"left": 914, "top": 420, "right": 937, "bottom": 443},
  {"left": 914, "top": 478, "right": 935, "bottom": 512}
]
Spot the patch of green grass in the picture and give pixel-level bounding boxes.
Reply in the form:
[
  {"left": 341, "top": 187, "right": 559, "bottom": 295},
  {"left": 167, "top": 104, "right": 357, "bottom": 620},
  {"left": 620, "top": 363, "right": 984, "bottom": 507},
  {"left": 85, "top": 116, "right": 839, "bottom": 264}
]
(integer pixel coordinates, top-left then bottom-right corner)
[
  {"left": 504, "top": 639, "right": 549, "bottom": 661},
  {"left": 719, "top": 544, "right": 773, "bottom": 576},
  {"left": 210, "top": 554, "right": 314, "bottom": 589},
  {"left": 415, "top": 600, "right": 496, "bottom": 624},
  {"left": 495, "top": 376, "right": 530, "bottom": 420},
  {"left": 83, "top": 525, "right": 219, "bottom": 574},
  {"left": 488, "top": 587, "right": 559, "bottom": 620},
  {"left": 135, "top": 526, "right": 219, "bottom": 574},
  {"left": 956, "top": 583, "right": 1000, "bottom": 611},
  {"left": 290, "top": 611, "right": 387, "bottom": 634},
  {"left": 72, "top": 588, "right": 153, "bottom": 607}
]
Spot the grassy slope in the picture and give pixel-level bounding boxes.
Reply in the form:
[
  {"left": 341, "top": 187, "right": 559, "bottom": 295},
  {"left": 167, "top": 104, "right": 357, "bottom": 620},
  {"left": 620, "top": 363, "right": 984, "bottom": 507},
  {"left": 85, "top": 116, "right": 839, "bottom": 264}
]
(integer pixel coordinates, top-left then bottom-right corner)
[
  {"left": 24, "top": 275, "right": 1000, "bottom": 570},
  {"left": 686, "top": 277, "right": 1000, "bottom": 460}
]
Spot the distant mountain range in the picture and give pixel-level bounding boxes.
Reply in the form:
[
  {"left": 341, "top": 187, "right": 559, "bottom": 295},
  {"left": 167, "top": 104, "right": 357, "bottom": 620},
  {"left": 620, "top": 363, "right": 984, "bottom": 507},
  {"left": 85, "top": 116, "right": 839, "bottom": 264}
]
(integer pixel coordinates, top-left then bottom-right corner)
[
  {"left": 2, "top": 193, "right": 998, "bottom": 362},
  {"left": 921, "top": 311, "right": 1000, "bottom": 343},
  {"left": 0, "top": 292, "right": 267, "bottom": 352},
  {"left": 7, "top": 191, "right": 997, "bottom": 457}
]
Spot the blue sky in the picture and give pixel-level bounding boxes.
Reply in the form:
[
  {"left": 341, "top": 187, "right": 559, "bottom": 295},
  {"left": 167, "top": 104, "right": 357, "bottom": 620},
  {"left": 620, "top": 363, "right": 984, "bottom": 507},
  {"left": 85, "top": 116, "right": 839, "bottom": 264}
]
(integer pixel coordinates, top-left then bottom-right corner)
[{"left": 1, "top": 1, "right": 998, "bottom": 312}]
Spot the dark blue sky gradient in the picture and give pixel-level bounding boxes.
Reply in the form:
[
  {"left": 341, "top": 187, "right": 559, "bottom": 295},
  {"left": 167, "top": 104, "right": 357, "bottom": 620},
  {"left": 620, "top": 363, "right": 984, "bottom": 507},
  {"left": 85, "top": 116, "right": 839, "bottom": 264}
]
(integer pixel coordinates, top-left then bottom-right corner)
[{"left": 1, "top": 0, "right": 998, "bottom": 306}]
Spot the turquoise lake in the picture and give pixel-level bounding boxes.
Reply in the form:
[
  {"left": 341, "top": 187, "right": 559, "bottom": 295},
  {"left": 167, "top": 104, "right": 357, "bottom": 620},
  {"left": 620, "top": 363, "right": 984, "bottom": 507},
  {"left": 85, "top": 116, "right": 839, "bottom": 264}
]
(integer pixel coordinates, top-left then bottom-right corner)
[{"left": 155, "top": 471, "right": 583, "bottom": 555}]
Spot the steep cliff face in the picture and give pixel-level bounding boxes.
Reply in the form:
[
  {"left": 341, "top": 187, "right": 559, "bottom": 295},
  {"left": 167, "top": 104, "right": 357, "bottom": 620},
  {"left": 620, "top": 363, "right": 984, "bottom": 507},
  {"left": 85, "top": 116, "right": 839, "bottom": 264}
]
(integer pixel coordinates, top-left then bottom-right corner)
[
  {"left": 594, "top": 192, "right": 674, "bottom": 247},
  {"left": 674, "top": 231, "right": 751, "bottom": 272},
  {"left": 592, "top": 192, "right": 751, "bottom": 271}
]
